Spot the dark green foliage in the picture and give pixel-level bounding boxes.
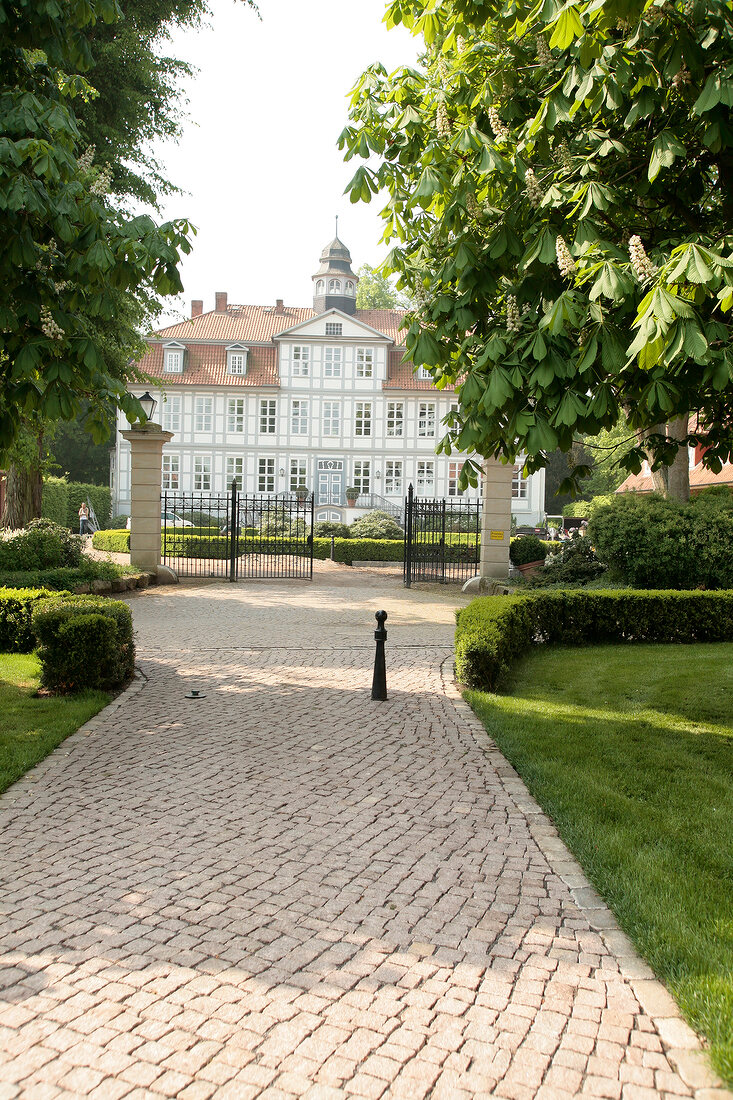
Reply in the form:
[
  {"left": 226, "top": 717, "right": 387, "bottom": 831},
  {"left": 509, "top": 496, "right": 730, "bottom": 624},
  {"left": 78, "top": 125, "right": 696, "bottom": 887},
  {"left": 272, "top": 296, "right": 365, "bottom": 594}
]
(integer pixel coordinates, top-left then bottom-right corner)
[
  {"left": 455, "top": 591, "right": 733, "bottom": 691},
  {"left": 108, "top": 515, "right": 129, "bottom": 529},
  {"left": 40, "top": 478, "right": 69, "bottom": 526},
  {"left": 529, "top": 534, "right": 607, "bottom": 587},
  {"left": 349, "top": 510, "right": 404, "bottom": 540},
  {"left": 92, "top": 530, "right": 130, "bottom": 553},
  {"left": 314, "top": 521, "right": 352, "bottom": 539},
  {"left": 64, "top": 483, "right": 111, "bottom": 531},
  {"left": 32, "top": 596, "right": 134, "bottom": 693},
  {"left": 0, "top": 521, "right": 83, "bottom": 572},
  {"left": 509, "top": 534, "right": 546, "bottom": 566},
  {"left": 0, "top": 560, "right": 127, "bottom": 591},
  {"left": 0, "top": 587, "right": 64, "bottom": 652},
  {"left": 48, "top": 410, "right": 113, "bottom": 484},
  {"left": 589, "top": 493, "right": 733, "bottom": 589}
]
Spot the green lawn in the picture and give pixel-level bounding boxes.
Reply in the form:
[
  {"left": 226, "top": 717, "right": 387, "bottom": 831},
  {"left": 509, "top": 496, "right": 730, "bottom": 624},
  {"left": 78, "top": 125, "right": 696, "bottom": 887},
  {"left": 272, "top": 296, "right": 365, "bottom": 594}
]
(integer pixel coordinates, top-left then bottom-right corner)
[
  {"left": 0, "top": 653, "right": 109, "bottom": 795},
  {"left": 466, "top": 642, "right": 733, "bottom": 1086}
]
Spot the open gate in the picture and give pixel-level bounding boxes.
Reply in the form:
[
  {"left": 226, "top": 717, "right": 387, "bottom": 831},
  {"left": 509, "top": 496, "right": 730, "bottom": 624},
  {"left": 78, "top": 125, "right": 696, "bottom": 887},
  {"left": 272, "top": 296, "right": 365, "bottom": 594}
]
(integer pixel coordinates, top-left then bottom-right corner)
[
  {"left": 403, "top": 484, "right": 481, "bottom": 587},
  {"left": 162, "top": 484, "right": 314, "bottom": 580}
]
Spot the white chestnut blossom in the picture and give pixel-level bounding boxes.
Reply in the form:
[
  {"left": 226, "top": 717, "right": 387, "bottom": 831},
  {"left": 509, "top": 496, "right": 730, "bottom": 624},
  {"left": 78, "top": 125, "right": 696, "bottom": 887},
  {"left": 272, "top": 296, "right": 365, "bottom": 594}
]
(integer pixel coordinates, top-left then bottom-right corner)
[
  {"left": 41, "top": 306, "right": 64, "bottom": 341},
  {"left": 629, "top": 235, "right": 657, "bottom": 281},
  {"left": 90, "top": 165, "right": 113, "bottom": 196},
  {"left": 456, "top": 35, "right": 466, "bottom": 52},
  {"left": 488, "top": 106, "right": 509, "bottom": 141},
  {"left": 555, "top": 236, "right": 576, "bottom": 277},
  {"left": 506, "top": 295, "right": 521, "bottom": 333},
  {"left": 436, "top": 102, "right": 450, "bottom": 138},
  {"left": 524, "top": 167, "right": 543, "bottom": 208},
  {"left": 76, "top": 145, "right": 95, "bottom": 174},
  {"left": 466, "top": 192, "right": 480, "bottom": 219},
  {"left": 535, "top": 35, "right": 552, "bottom": 65}
]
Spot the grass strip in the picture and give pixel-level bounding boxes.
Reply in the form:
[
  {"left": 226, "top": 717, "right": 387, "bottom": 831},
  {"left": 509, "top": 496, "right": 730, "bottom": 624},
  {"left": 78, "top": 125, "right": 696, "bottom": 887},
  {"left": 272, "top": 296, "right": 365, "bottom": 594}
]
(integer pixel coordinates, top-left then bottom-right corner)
[
  {"left": 466, "top": 642, "right": 733, "bottom": 1086},
  {"left": 0, "top": 653, "right": 109, "bottom": 795}
]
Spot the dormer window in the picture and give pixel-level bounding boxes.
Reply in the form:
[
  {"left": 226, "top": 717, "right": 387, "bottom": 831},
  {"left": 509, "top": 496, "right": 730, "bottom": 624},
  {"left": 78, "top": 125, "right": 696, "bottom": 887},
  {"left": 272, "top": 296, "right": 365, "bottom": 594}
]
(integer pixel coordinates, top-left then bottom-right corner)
[
  {"left": 325, "top": 322, "right": 342, "bottom": 336},
  {"left": 164, "top": 348, "right": 184, "bottom": 374},
  {"left": 416, "top": 366, "right": 431, "bottom": 380},
  {"left": 226, "top": 345, "right": 248, "bottom": 376},
  {"left": 328, "top": 278, "right": 341, "bottom": 293}
]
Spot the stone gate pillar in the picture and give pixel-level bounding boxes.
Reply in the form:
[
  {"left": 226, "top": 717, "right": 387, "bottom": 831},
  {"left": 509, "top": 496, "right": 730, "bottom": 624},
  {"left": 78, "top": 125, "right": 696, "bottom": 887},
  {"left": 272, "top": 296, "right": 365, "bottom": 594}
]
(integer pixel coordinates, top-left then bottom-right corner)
[
  {"left": 120, "top": 423, "right": 173, "bottom": 573},
  {"left": 463, "top": 457, "right": 514, "bottom": 592}
]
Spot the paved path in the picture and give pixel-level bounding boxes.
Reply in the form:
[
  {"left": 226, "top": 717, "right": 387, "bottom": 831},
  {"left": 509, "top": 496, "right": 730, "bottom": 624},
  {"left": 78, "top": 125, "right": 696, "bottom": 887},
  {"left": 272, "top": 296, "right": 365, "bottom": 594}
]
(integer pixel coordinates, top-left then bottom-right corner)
[{"left": 0, "top": 568, "right": 725, "bottom": 1099}]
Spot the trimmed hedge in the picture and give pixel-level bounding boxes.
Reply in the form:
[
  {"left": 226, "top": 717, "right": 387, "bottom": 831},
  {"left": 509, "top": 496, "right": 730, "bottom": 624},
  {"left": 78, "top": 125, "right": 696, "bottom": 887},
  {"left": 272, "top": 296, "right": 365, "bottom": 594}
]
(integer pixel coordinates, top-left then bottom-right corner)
[
  {"left": 455, "top": 590, "right": 733, "bottom": 691},
  {"left": 40, "top": 477, "right": 69, "bottom": 526},
  {"left": 32, "top": 595, "right": 134, "bottom": 693},
  {"left": 0, "top": 560, "right": 126, "bottom": 591},
  {"left": 0, "top": 587, "right": 68, "bottom": 652},
  {"left": 93, "top": 530, "right": 130, "bottom": 553},
  {"left": 41, "top": 478, "right": 112, "bottom": 530}
]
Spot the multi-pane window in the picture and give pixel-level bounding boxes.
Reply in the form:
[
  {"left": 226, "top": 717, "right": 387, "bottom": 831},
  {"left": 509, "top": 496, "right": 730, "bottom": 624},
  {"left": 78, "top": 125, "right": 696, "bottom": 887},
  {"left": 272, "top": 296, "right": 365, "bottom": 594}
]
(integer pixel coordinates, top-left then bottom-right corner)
[
  {"left": 164, "top": 349, "right": 183, "bottom": 373},
  {"left": 228, "top": 351, "right": 247, "bottom": 376},
  {"left": 356, "top": 348, "right": 374, "bottom": 378},
  {"left": 417, "top": 460, "right": 435, "bottom": 495},
  {"left": 353, "top": 461, "right": 370, "bottom": 495},
  {"left": 418, "top": 402, "right": 436, "bottom": 438},
  {"left": 415, "top": 366, "right": 431, "bottom": 380},
  {"left": 161, "top": 454, "right": 179, "bottom": 491},
  {"left": 258, "top": 457, "right": 275, "bottom": 494},
  {"left": 227, "top": 398, "right": 244, "bottom": 433},
  {"left": 512, "top": 463, "right": 528, "bottom": 499},
  {"left": 355, "top": 401, "right": 372, "bottom": 437},
  {"left": 325, "top": 322, "right": 342, "bottom": 336},
  {"left": 328, "top": 279, "right": 341, "bottom": 293},
  {"left": 290, "top": 458, "right": 307, "bottom": 493},
  {"left": 323, "top": 400, "right": 340, "bottom": 436},
  {"left": 259, "top": 399, "right": 276, "bottom": 434},
  {"left": 292, "top": 346, "right": 310, "bottom": 376},
  {"left": 385, "top": 460, "right": 403, "bottom": 496},
  {"left": 291, "top": 399, "right": 308, "bottom": 435},
  {"left": 386, "top": 401, "right": 404, "bottom": 437},
  {"left": 193, "top": 456, "right": 211, "bottom": 491},
  {"left": 226, "top": 456, "right": 244, "bottom": 490},
  {"left": 161, "top": 395, "right": 181, "bottom": 433},
  {"left": 324, "top": 347, "right": 342, "bottom": 377},
  {"left": 448, "top": 461, "right": 464, "bottom": 497},
  {"left": 194, "top": 396, "right": 213, "bottom": 432}
]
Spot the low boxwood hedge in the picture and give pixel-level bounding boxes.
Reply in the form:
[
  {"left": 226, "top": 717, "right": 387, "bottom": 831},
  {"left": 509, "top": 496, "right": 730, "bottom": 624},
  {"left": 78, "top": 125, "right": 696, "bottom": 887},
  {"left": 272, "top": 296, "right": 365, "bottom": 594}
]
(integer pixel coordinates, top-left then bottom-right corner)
[
  {"left": 93, "top": 530, "right": 131, "bottom": 553},
  {"left": 455, "top": 590, "right": 733, "bottom": 691},
  {"left": 32, "top": 595, "right": 134, "bottom": 693},
  {"left": 0, "top": 587, "right": 68, "bottom": 653}
]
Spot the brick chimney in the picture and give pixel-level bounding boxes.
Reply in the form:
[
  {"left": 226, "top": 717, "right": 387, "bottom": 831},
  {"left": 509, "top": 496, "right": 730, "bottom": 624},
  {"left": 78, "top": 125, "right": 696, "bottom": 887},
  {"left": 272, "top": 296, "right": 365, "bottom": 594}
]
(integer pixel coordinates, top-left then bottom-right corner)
[
  {"left": 215, "top": 291, "right": 228, "bottom": 312},
  {"left": 191, "top": 299, "right": 203, "bottom": 318},
  {"left": 275, "top": 299, "right": 284, "bottom": 314}
]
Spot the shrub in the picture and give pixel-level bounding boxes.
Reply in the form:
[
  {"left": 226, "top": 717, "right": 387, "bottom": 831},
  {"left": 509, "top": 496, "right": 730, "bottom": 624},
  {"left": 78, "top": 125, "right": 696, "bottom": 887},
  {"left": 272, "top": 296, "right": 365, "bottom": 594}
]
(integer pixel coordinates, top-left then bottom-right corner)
[
  {"left": 350, "top": 510, "right": 403, "bottom": 540},
  {"left": 563, "top": 495, "right": 613, "bottom": 519},
  {"left": 93, "top": 530, "right": 131, "bottom": 553},
  {"left": 314, "top": 521, "right": 351, "bottom": 539},
  {"left": 0, "top": 587, "right": 65, "bottom": 652},
  {"left": 509, "top": 534, "right": 546, "bottom": 566},
  {"left": 0, "top": 560, "right": 125, "bottom": 591},
  {"left": 32, "top": 595, "right": 134, "bottom": 693},
  {"left": 64, "top": 483, "right": 111, "bottom": 531},
  {"left": 0, "top": 521, "right": 83, "bottom": 572},
  {"left": 455, "top": 590, "right": 733, "bottom": 691},
  {"left": 108, "top": 514, "right": 129, "bottom": 529},
  {"left": 588, "top": 493, "right": 733, "bottom": 589},
  {"left": 529, "top": 534, "right": 607, "bottom": 587},
  {"left": 41, "top": 477, "right": 69, "bottom": 526}
]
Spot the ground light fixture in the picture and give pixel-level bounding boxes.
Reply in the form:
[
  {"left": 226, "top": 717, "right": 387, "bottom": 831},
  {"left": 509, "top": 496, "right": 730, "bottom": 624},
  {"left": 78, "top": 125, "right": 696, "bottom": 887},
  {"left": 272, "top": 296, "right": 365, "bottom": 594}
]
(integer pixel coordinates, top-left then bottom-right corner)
[
  {"left": 185, "top": 688, "right": 206, "bottom": 700},
  {"left": 138, "top": 391, "right": 157, "bottom": 422}
]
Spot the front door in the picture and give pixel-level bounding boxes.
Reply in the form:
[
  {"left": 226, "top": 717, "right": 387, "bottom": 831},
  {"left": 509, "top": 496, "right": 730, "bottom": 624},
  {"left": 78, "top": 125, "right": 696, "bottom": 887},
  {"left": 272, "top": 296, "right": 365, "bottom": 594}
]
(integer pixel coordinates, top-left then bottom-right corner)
[{"left": 318, "top": 459, "right": 344, "bottom": 505}]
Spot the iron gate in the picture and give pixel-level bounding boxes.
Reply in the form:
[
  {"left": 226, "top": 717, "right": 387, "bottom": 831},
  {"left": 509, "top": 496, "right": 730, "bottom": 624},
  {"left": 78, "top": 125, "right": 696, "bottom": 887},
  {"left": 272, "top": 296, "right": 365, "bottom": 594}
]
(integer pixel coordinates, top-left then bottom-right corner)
[
  {"left": 403, "top": 484, "right": 481, "bottom": 587},
  {"left": 162, "top": 485, "right": 314, "bottom": 580}
]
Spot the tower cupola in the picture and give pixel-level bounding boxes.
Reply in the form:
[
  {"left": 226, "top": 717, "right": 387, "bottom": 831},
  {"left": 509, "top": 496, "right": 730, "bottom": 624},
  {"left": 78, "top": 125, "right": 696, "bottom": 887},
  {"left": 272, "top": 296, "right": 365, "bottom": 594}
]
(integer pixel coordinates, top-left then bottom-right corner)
[{"left": 312, "top": 227, "right": 358, "bottom": 315}]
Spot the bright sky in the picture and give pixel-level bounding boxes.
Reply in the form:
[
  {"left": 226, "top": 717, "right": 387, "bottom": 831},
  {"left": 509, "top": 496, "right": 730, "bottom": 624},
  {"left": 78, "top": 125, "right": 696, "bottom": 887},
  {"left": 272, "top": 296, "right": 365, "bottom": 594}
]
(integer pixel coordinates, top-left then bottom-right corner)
[{"left": 152, "top": 0, "right": 419, "bottom": 323}]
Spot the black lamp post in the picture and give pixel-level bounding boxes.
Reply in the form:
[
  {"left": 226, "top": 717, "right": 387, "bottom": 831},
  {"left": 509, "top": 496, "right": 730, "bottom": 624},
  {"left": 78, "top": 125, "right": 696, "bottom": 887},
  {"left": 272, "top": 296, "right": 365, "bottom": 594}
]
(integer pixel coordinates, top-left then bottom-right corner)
[{"left": 138, "top": 391, "right": 157, "bottom": 422}]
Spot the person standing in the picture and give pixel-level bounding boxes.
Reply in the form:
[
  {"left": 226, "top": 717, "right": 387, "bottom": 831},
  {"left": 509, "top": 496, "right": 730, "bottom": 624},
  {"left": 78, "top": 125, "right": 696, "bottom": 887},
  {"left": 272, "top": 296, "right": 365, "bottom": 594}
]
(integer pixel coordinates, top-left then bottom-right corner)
[{"left": 78, "top": 501, "right": 90, "bottom": 535}]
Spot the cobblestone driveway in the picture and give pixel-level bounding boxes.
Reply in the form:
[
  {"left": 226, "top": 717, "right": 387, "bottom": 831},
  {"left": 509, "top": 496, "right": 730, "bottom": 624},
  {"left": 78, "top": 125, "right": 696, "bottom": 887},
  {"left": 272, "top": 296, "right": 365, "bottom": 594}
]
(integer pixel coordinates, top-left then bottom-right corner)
[{"left": 0, "top": 568, "right": 725, "bottom": 1098}]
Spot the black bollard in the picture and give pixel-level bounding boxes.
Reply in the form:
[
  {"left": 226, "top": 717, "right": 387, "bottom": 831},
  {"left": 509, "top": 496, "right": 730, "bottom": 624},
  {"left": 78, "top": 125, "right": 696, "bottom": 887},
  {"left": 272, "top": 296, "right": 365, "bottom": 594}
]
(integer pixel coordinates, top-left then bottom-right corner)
[{"left": 371, "top": 610, "right": 388, "bottom": 701}]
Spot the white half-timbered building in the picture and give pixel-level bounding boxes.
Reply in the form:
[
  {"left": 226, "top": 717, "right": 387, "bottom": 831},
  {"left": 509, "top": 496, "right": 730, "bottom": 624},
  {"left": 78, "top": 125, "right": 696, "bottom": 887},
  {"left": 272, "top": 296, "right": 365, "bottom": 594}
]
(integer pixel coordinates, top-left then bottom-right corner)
[{"left": 112, "top": 236, "right": 545, "bottom": 525}]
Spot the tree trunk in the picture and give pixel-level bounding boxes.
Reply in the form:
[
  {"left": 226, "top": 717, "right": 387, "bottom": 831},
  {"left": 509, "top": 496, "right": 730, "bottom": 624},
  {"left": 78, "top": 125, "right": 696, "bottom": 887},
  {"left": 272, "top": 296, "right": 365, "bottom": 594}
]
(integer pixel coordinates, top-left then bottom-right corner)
[
  {"left": 1, "top": 437, "right": 44, "bottom": 529},
  {"left": 665, "top": 415, "right": 690, "bottom": 503}
]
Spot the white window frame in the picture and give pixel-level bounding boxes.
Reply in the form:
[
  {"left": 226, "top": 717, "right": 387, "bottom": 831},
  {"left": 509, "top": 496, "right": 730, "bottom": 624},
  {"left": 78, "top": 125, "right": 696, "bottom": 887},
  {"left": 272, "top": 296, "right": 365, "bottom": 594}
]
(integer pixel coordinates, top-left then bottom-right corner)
[
  {"left": 325, "top": 321, "right": 342, "bottom": 336},
  {"left": 193, "top": 456, "right": 211, "bottom": 492},
  {"left": 346, "top": 281, "right": 355, "bottom": 295},
  {"left": 385, "top": 460, "right": 403, "bottom": 496},
  {"left": 226, "top": 456, "right": 244, "bottom": 490},
  {"left": 386, "top": 401, "right": 404, "bottom": 438},
  {"left": 259, "top": 399, "right": 276, "bottom": 434},
  {"left": 258, "top": 457, "right": 275, "bottom": 494},
  {"left": 227, "top": 350, "right": 247, "bottom": 376},
  {"left": 290, "top": 458, "right": 307, "bottom": 493},
  {"left": 315, "top": 279, "right": 324, "bottom": 295},
  {"left": 448, "top": 461, "right": 464, "bottom": 497},
  {"left": 417, "top": 460, "right": 435, "bottom": 495},
  {"left": 323, "top": 400, "right": 340, "bottom": 437},
  {"left": 418, "top": 401, "right": 436, "bottom": 438},
  {"left": 355, "top": 401, "right": 372, "bottom": 437},
  {"left": 324, "top": 347, "right": 342, "bottom": 377},
  {"left": 161, "top": 394, "right": 181, "bottom": 433},
  {"left": 227, "top": 397, "right": 245, "bottom": 433},
  {"left": 291, "top": 399, "right": 308, "bottom": 435},
  {"left": 161, "top": 453, "right": 180, "bottom": 491},
  {"left": 292, "top": 345, "right": 310, "bottom": 377},
  {"left": 328, "top": 279, "right": 341, "bottom": 293},
  {"left": 164, "top": 348, "right": 183, "bottom": 374},
  {"left": 356, "top": 347, "right": 374, "bottom": 378},
  {"left": 353, "top": 460, "right": 371, "bottom": 496},
  {"left": 415, "top": 366, "right": 431, "bottom": 380},
  {"left": 194, "top": 396, "right": 213, "bottom": 433},
  {"left": 513, "top": 464, "right": 528, "bottom": 500}
]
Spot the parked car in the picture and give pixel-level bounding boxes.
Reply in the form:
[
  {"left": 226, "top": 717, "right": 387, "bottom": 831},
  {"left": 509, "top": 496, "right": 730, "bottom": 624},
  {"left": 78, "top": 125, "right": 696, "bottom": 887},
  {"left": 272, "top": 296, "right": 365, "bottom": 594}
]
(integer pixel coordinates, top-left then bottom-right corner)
[{"left": 126, "top": 512, "right": 194, "bottom": 529}]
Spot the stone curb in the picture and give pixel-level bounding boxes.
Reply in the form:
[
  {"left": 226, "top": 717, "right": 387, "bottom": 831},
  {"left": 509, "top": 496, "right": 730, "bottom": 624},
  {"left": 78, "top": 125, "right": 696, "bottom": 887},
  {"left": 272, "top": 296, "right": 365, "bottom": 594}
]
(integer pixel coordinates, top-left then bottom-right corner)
[{"left": 438, "top": 654, "right": 732, "bottom": 1099}]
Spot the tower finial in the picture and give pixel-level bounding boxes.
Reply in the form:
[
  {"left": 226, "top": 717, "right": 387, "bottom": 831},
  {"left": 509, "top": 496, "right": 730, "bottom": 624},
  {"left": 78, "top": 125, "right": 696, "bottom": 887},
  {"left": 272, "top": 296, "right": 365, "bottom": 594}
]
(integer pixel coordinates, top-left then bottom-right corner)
[{"left": 335, "top": 214, "right": 338, "bottom": 238}]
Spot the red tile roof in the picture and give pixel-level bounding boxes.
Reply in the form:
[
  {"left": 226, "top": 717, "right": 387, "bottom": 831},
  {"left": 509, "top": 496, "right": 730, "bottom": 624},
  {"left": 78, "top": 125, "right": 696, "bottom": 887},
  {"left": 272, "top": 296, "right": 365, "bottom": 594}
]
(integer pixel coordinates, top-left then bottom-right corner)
[
  {"left": 152, "top": 306, "right": 317, "bottom": 344},
  {"left": 382, "top": 348, "right": 454, "bottom": 391},
  {"left": 617, "top": 462, "right": 733, "bottom": 494},
  {"left": 140, "top": 342, "right": 279, "bottom": 387}
]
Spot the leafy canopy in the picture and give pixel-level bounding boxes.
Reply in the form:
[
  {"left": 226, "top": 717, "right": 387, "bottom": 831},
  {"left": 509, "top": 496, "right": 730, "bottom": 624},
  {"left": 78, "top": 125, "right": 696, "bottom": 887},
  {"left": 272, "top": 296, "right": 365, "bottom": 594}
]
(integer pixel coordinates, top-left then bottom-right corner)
[{"left": 341, "top": 0, "right": 733, "bottom": 490}]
